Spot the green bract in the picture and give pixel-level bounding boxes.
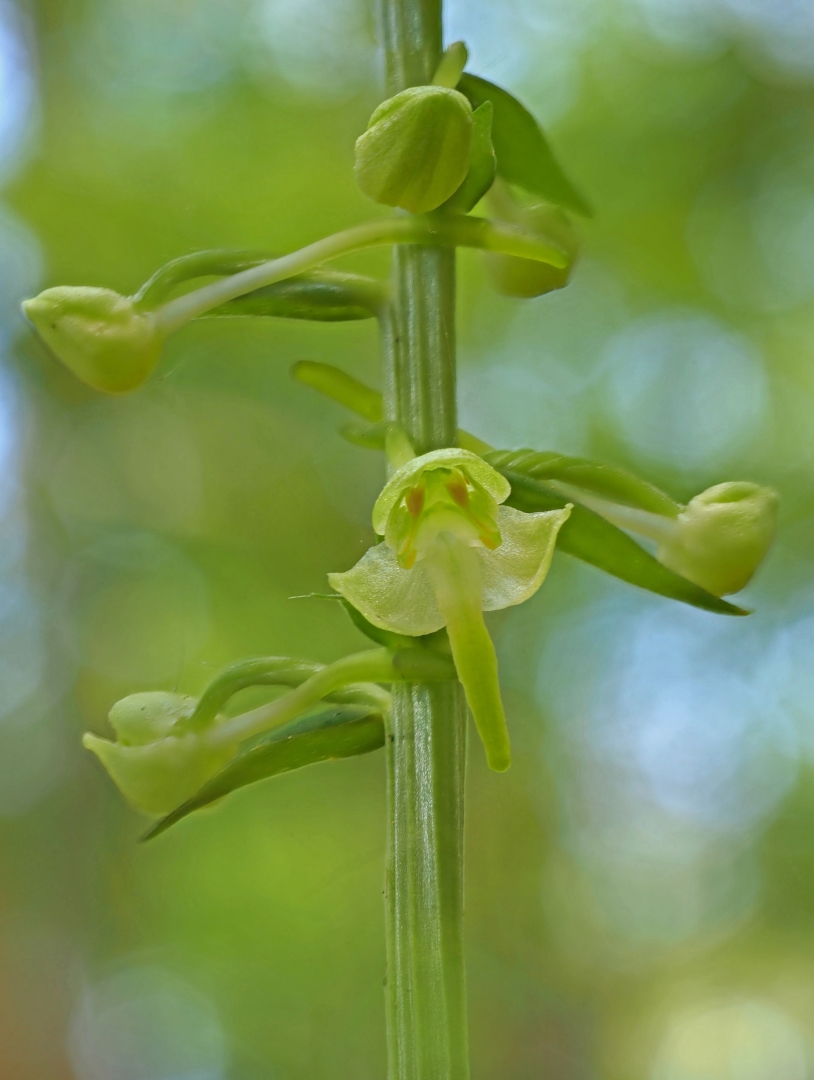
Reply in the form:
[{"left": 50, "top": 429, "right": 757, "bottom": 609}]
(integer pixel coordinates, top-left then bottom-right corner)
[
  {"left": 442, "top": 101, "right": 496, "bottom": 213},
  {"left": 485, "top": 202, "right": 579, "bottom": 298},
  {"left": 330, "top": 449, "right": 570, "bottom": 772},
  {"left": 22, "top": 286, "right": 164, "bottom": 394},
  {"left": 354, "top": 86, "right": 473, "bottom": 214},
  {"left": 657, "top": 482, "right": 779, "bottom": 597},
  {"left": 83, "top": 692, "right": 238, "bottom": 816},
  {"left": 458, "top": 73, "right": 592, "bottom": 216}
]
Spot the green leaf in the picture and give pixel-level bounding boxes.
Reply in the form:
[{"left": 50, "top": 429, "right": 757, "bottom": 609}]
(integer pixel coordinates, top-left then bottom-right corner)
[
  {"left": 134, "top": 251, "right": 384, "bottom": 319},
  {"left": 142, "top": 704, "right": 385, "bottom": 840},
  {"left": 485, "top": 448, "right": 681, "bottom": 517},
  {"left": 204, "top": 271, "right": 383, "bottom": 322},
  {"left": 500, "top": 470, "right": 747, "bottom": 616},
  {"left": 458, "top": 73, "right": 592, "bottom": 217}
]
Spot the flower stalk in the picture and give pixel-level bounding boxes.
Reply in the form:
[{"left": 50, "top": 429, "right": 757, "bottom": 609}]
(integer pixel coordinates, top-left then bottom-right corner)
[
  {"left": 155, "top": 215, "right": 565, "bottom": 337},
  {"left": 380, "top": 2, "right": 470, "bottom": 1077}
]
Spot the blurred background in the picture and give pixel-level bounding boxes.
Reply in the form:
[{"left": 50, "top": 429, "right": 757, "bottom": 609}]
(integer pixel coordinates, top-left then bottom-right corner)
[{"left": 2, "top": 0, "right": 814, "bottom": 1076}]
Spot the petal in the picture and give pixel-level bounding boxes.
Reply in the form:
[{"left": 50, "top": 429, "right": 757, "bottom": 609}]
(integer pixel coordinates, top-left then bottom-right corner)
[
  {"left": 328, "top": 542, "right": 445, "bottom": 636},
  {"left": 83, "top": 732, "right": 237, "bottom": 816},
  {"left": 108, "top": 691, "right": 197, "bottom": 745},
  {"left": 480, "top": 505, "right": 570, "bottom": 610},
  {"left": 372, "top": 448, "right": 511, "bottom": 534},
  {"left": 422, "top": 535, "right": 511, "bottom": 771}
]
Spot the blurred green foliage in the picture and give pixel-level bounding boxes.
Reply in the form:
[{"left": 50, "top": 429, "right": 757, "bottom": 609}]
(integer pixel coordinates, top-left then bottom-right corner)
[{"left": 2, "top": 1, "right": 814, "bottom": 1078}]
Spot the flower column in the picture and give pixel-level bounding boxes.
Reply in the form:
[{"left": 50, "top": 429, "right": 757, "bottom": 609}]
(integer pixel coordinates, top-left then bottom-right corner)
[{"left": 378, "top": 1, "right": 469, "bottom": 1078}]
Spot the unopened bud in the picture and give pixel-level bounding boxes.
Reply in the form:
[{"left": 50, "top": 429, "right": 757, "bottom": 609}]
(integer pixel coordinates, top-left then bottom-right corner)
[
  {"left": 83, "top": 692, "right": 237, "bottom": 815},
  {"left": 23, "top": 286, "right": 163, "bottom": 394},
  {"left": 657, "top": 482, "right": 779, "bottom": 596},
  {"left": 355, "top": 85, "right": 473, "bottom": 214},
  {"left": 485, "top": 203, "right": 578, "bottom": 297}
]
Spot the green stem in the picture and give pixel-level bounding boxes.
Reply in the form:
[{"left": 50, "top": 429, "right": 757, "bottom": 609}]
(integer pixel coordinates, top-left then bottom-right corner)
[
  {"left": 154, "top": 216, "right": 565, "bottom": 336},
  {"left": 204, "top": 648, "right": 457, "bottom": 748},
  {"left": 206, "top": 649, "right": 395, "bottom": 747},
  {"left": 185, "top": 655, "right": 387, "bottom": 733},
  {"left": 546, "top": 481, "right": 680, "bottom": 540},
  {"left": 381, "top": 2, "right": 471, "bottom": 1077},
  {"left": 390, "top": 245, "right": 457, "bottom": 455},
  {"left": 134, "top": 250, "right": 389, "bottom": 321},
  {"left": 385, "top": 682, "right": 468, "bottom": 1080}
]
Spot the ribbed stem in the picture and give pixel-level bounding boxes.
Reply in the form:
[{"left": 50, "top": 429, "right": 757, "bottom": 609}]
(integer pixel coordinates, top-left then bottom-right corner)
[
  {"left": 379, "top": 2, "right": 470, "bottom": 1078},
  {"left": 385, "top": 684, "right": 468, "bottom": 1080},
  {"left": 389, "top": 246, "right": 457, "bottom": 455},
  {"left": 379, "top": 0, "right": 443, "bottom": 94}
]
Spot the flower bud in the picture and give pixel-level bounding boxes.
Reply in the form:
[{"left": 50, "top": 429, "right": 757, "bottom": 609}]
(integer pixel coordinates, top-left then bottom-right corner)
[
  {"left": 22, "top": 286, "right": 163, "bottom": 394},
  {"left": 354, "top": 85, "right": 473, "bottom": 214},
  {"left": 657, "top": 482, "right": 779, "bottom": 596},
  {"left": 83, "top": 692, "right": 237, "bottom": 815},
  {"left": 485, "top": 203, "right": 578, "bottom": 297}
]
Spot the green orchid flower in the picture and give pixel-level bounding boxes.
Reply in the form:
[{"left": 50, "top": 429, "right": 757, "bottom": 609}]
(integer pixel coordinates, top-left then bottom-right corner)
[
  {"left": 83, "top": 692, "right": 238, "bottom": 816},
  {"left": 329, "top": 448, "right": 570, "bottom": 771}
]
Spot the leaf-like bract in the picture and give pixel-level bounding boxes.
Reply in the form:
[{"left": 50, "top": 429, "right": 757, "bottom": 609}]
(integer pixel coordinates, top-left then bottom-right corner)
[
  {"left": 205, "top": 272, "right": 381, "bottom": 321},
  {"left": 458, "top": 73, "right": 592, "bottom": 216},
  {"left": 486, "top": 449, "right": 680, "bottom": 517},
  {"left": 443, "top": 101, "right": 497, "bottom": 212},
  {"left": 143, "top": 704, "right": 385, "bottom": 840}
]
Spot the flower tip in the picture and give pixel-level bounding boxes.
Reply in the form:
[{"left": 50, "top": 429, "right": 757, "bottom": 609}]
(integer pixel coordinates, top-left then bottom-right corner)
[
  {"left": 657, "top": 481, "right": 779, "bottom": 596},
  {"left": 486, "top": 746, "right": 511, "bottom": 772},
  {"left": 20, "top": 296, "right": 40, "bottom": 321},
  {"left": 82, "top": 731, "right": 104, "bottom": 754}
]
